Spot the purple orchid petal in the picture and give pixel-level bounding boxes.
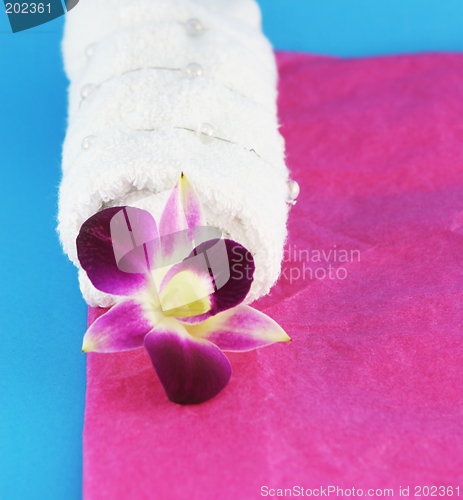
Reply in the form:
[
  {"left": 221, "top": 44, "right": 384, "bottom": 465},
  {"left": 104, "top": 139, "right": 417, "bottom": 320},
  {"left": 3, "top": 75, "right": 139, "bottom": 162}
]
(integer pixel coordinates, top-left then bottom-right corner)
[
  {"left": 144, "top": 319, "right": 232, "bottom": 404},
  {"left": 77, "top": 207, "right": 158, "bottom": 296},
  {"left": 186, "top": 305, "right": 291, "bottom": 352},
  {"left": 109, "top": 206, "right": 159, "bottom": 273},
  {"left": 174, "top": 239, "right": 255, "bottom": 324},
  {"left": 159, "top": 173, "right": 205, "bottom": 238},
  {"left": 158, "top": 174, "right": 206, "bottom": 263},
  {"left": 82, "top": 298, "right": 161, "bottom": 353}
]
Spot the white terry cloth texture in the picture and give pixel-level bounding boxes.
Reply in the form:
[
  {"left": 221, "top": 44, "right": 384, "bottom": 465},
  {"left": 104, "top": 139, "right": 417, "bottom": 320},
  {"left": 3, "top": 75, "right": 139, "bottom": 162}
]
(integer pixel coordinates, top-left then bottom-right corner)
[{"left": 58, "top": 0, "right": 289, "bottom": 308}]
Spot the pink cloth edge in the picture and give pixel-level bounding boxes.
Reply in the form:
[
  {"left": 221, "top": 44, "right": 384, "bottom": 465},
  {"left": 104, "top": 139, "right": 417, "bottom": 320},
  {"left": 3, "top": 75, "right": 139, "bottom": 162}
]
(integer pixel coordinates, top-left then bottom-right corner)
[{"left": 83, "top": 50, "right": 463, "bottom": 499}]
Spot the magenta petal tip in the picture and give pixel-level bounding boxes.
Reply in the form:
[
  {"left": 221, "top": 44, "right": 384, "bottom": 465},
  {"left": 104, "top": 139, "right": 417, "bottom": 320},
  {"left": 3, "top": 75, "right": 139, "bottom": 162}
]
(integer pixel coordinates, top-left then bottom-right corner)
[{"left": 144, "top": 320, "right": 232, "bottom": 405}]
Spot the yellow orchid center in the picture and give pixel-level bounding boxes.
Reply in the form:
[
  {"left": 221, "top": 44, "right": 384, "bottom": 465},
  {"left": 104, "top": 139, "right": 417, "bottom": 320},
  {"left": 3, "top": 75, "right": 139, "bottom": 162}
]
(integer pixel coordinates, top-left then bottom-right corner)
[{"left": 158, "top": 269, "right": 213, "bottom": 318}]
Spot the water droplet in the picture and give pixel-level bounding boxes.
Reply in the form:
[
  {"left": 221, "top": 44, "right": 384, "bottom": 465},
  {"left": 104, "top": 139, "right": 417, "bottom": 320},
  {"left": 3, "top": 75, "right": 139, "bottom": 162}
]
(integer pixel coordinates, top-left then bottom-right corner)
[
  {"left": 197, "top": 123, "right": 214, "bottom": 143},
  {"left": 182, "top": 63, "right": 203, "bottom": 79},
  {"left": 185, "top": 18, "right": 204, "bottom": 36},
  {"left": 286, "top": 179, "right": 300, "bottom": 203},
  {"left": 81, "top": 84, "right": 97, "bottom": 99},
  {"left": 85, "top": 44, "right": 96, "bottom": 58},
  {"left": 81, "top": 135, "right": 97, "bottom": 150}
]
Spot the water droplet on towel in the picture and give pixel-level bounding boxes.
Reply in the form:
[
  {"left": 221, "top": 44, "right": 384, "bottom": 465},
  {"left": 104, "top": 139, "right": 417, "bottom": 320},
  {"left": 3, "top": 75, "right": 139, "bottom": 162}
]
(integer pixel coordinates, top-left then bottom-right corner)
[
  {"left": 197, "top": 123, "right": 214, "bottom": 143},
  {"left": 85, "top": 44, "right": 96, "bottom": 58},
  {"left": 182, "top": 63, "right": 203, "bottom": 79},
  {"left": 185, "top": 18, "right": 204, "bottom": 36},
  {"left": 80, "top": 84, "right": 97, "bottom": 99},
  {"left": 81, "top": 135, "right": 97, "bottom": 150}
]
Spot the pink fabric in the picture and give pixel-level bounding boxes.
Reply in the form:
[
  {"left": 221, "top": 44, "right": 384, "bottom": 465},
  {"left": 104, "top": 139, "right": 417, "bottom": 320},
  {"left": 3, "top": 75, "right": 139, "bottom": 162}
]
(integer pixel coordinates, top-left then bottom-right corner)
[{"left": 84, "top": 52, "right": 463, "bottom": 499}]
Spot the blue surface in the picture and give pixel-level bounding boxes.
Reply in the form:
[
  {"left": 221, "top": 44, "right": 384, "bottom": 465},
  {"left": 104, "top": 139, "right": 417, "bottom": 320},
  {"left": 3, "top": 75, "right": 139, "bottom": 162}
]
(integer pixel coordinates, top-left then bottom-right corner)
[
  {"left": 260, "top": 0, "right": 463, "bottom": 56},
  {"left": 0, "top": 14, "right": 87, "bottom": 500},
  {"left": 1, "top": 1, "right": 463, "bottom": 499}
]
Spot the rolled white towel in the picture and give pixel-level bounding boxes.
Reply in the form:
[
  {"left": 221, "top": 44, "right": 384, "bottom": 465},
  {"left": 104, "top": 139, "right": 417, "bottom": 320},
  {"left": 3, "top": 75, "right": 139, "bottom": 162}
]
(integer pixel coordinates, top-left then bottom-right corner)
[{"left": 58, "top": 0, "right": 289, "bottom": 307}]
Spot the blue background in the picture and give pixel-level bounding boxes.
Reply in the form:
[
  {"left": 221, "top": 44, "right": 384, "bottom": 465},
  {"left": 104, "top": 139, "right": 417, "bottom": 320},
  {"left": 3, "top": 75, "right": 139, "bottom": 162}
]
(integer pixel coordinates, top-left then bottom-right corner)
[{"left": 1, "top": 1, "right": 463, "bottom": 499}]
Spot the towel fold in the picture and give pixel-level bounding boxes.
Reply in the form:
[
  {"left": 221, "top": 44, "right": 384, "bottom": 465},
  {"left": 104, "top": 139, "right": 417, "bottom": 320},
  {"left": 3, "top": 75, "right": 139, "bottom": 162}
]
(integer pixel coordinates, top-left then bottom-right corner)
[{"left": 58, "top": 0, "right": 289, "bottom": 307}]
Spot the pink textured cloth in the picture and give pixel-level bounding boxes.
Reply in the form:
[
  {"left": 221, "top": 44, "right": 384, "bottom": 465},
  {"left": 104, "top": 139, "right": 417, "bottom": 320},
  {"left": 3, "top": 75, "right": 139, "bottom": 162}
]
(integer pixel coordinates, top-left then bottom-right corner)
[{"left": 84, "top": 52, "right": 463, "bottom": 499}]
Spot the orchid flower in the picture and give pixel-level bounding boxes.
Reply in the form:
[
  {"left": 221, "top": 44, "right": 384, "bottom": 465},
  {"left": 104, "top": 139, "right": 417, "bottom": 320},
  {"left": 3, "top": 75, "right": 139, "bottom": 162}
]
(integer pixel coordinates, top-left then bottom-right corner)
[{"left": 77, "top": 174, "right": 291, "bottom": 404}]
